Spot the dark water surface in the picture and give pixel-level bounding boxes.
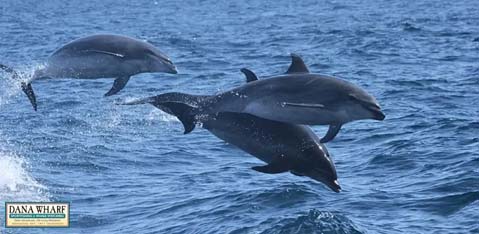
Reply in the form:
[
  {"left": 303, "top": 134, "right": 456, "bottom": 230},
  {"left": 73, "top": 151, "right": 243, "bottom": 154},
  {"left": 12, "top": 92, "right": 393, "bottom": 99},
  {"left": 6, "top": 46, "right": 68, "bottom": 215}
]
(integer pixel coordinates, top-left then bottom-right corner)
[{"left": 1, "top": 0, "right": 478, "bottom": 233}]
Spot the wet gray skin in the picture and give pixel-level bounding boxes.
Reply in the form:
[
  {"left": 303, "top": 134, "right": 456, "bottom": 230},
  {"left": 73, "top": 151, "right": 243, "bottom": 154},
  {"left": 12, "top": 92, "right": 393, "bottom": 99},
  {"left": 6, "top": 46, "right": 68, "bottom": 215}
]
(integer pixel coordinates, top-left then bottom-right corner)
[
  {"left": 119, "top": 67, "right": 342, "bottom": 192},
  {"left": 193, "top": 54, "right": 385, "bottom": 143},
  {"left": 0, "top": 34, "right": 177, "bottom": 111}
]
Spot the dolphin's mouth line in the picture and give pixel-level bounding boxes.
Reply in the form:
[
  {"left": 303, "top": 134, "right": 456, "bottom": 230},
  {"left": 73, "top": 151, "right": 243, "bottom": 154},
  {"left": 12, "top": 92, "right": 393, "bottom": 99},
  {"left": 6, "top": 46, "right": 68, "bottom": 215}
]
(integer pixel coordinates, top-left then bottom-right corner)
[
  {"left": 152, "top": 52, "right": 175, "bottom": 66},
  {"left": 350, "top": 94, "right": 385, "bottom": 121},
  {"left": 324, "top": 179, "right": 341, "bottom": 193},
  {"left": 149, "top": 52, "right": 177, "bottom": 73},
  {"left": 160, "top": 56, "right": 174, "bottom": 66},
  {"left": 361, "top": 102, "right": 385, "bottom": 120},
  {"left": 305, "top": 168, "right": 341, "bottom": 193},
  {"left": 367, "top": 106, "right": 385, "bottom": 120}
]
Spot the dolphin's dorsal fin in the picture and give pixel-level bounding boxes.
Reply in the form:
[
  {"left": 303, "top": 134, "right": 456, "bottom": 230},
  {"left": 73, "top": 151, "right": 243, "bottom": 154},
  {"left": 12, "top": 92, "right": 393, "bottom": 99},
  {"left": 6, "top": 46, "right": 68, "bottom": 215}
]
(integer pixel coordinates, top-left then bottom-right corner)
[
  {"left": 240, "top": 68, "right": 258, "bottom": 82},
  {"left": 286, "top": 53, "right": 309, "bottom": 74}
]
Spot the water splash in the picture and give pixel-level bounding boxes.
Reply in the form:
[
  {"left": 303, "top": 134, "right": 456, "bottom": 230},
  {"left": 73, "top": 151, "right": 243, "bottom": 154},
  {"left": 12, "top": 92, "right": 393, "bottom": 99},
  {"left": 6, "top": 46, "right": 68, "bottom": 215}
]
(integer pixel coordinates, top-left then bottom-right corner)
[
  {"left": 260, "top": 210, "right": 364, "bottom": 234},
  {"left": 0, "top": 69, "right": 23, "bottom": 108},
  {"left": 0, "top": 149, "right": 49, "bottom": 233},
  {"left": 0, "top": 152, "right": 49, "bottom": 202},
  {"left": 147, "top": 108, "right": 178, "bottom": 123}
]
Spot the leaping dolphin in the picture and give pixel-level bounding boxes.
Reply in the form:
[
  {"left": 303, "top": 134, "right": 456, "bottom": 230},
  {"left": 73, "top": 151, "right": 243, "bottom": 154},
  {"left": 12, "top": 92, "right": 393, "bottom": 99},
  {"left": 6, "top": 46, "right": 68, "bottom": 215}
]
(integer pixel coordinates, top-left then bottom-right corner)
[
  {"left": 120, "top": 70, "right": 341, "bottom": 192},
  {"left": 125, "top": 54, "right": 384, "bottom": 143},
  {"left": 0, "top": 34, "right": 177, "bottom": 111}
]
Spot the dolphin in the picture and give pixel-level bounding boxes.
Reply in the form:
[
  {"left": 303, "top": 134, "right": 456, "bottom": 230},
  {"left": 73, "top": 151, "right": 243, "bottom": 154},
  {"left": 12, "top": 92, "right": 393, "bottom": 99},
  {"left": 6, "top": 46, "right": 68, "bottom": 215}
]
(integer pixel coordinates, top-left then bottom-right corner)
[
  {"left": 126, "top": 54, "right": 385, "bottom": 143},
  {"left": 120, "top": 70, "right": 341, "bottom": 192},
  {"left": 0, "top": 34, "right": 177, "bottom": 111},
  {"left": 196, "top": 54, "right": 385, "bottom": 143}
]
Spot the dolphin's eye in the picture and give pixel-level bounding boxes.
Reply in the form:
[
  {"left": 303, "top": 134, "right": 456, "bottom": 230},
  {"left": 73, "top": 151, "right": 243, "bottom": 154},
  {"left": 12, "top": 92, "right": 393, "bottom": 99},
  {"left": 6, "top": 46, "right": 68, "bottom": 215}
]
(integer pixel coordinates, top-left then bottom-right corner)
[{"left": 145, "top": 50, "right": 173, "bottom": 65}]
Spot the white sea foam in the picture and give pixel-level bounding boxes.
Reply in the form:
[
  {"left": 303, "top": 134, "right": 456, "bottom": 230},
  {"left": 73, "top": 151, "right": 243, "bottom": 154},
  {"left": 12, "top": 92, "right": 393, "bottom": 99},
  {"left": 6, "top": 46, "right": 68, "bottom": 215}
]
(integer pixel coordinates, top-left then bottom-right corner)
[{"left": 0, "top": 152, "right": 49, "bottom": 203}]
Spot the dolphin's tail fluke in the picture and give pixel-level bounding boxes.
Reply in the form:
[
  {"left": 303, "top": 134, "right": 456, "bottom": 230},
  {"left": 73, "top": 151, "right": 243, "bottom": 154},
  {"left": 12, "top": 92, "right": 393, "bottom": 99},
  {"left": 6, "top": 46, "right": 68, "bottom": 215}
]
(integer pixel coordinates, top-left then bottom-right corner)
[
  {"left": 155, "top": 101, "right": 196, "bottom": 134},
  {"left": 0, "top": 64, "right": 37, "bottom": 111},
  {"left": 118, "top": 92, "right": 210, "bottom": 134}
]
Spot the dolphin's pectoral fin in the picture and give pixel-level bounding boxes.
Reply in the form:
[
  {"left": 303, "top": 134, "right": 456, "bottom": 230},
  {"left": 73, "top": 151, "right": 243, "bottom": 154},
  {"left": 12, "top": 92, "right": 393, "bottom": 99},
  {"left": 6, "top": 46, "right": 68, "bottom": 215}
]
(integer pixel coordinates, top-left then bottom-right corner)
[
  {"left": 104, "top": 76, "right": 131, "bottom": 96},
  {"left": 152, "top": 101, "right": 196, "bottom": 134},
  {"left": 21, "top": 82, "right": 37, "bottom": 111},
  {"left": 240, "top": 68, "right": 258, "bottom": 83},
  {"left": 320, "top": 124, "right": 342, "bottom": 143},
  {"left": 282, "top": 102, "right": 325, "bottom": 108},
  {"left": 251, "top": 157, "right": 291, "bottom": 174},
  {"left": 286, "top": 53, "right": 310, "bottom": 74}
]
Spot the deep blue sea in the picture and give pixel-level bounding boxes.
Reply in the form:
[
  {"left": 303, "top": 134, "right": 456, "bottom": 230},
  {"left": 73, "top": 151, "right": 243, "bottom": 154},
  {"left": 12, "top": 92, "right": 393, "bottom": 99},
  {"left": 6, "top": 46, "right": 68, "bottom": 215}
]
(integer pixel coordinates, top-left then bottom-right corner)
[{"left": 1, "top": 0, "right": 478, "bottom": 233}]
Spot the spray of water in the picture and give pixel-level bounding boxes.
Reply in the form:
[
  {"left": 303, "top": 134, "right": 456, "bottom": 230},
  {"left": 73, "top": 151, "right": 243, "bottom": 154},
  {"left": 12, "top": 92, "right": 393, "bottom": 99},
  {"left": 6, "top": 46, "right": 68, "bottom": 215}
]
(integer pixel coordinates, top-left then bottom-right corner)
[
  {"left": 0, "top": 127, "right": 49, "bottom": 227},
  {"left": 147, "top": 108, "right": 179, "bottom": 123},
  {"left": 0, "top": 152, "right": 49, "bottom": 202}
]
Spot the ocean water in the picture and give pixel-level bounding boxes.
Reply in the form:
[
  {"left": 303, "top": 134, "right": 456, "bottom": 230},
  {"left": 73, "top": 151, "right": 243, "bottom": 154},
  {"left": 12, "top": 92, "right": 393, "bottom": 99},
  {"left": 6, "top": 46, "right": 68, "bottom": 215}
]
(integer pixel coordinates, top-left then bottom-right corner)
[{"left": 0, "top": 0, "right": 478, "bottom": 233}]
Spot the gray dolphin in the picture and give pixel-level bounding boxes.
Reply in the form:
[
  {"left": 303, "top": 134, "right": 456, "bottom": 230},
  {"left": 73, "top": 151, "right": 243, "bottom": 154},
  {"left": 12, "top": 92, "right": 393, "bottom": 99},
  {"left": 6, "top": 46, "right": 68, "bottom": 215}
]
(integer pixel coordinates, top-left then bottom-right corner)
[
  {"left": 0, "top": 34, "right": 177, "bottom": 111},
  {"left": 198, "top": 54, "right": 385, "bottom": 143},
  {"left": 120, "top": 71, "right": 341, "bottom": 192}
]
